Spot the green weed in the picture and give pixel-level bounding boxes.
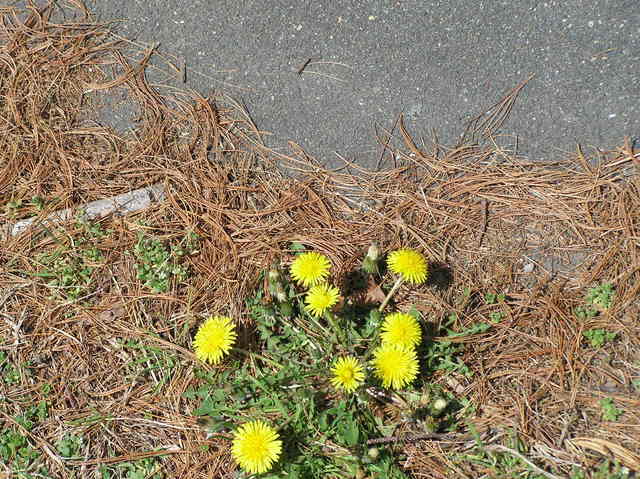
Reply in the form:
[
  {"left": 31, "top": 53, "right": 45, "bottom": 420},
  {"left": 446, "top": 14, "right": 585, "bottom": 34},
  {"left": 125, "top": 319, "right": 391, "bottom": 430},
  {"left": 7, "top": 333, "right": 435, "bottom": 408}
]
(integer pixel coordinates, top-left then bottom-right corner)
[
  {"left": 56, "top": 434, "right": 83, "bottom": 458},
  {"left": 3, "top": 364, "right": 20, "bottom": 385},
  {"left": 424, "top": 310, "right": 506, "bottom": 378},
  {"left": 570, "top": 459, "right": 631, "bottom": 478},
  {"left": 574, "top": 306, "right": 598, "bottom": 320},
  {"left": 0, "top": 352, "right": 34, "bottom": 385},
  {"left": 0, "top": 395, "right": 52, "bottom": 478},
  {"left": 132, "top": 232, "right": 199, "bottom": 293},
  {"left": 0, "top": 430, "right": 49, "bottom": 478},
  {"left": 586, "top": 283, "right": 615, "bottom": 310},
  {"left": 4, "top": 197, "right": 23, "bottom": 218},
  {"left": 484, "top": 292, "right": 506, "bottom": 305},
  {"left": 30, "top": 196, "right": 46, "bottom": 211},
  {"left": 582, "top": 329, "right": 616, "bottom": 348},
  {"left": 185, "top": 280, "right": 418, "bottom": 477},
  {"left": 422, "top": 337, "right": 472, "bottom": 377},
  {"left": 98, "top": 456, "right": 165, "bottom": 479},
  {"left": 32, "top": 218, "right": 108, "bottom": 302},
  {"left": 35, "top": 252, "right": 97, "bottom": 301},
  {"left": 66, "top": 410, "right": 112, "bottom": 427},
  {"left": 120, "top": 337, "right": 179, "bottom": 392},
  {"left": 457, "top": 429, "right": 548, "bottom": 478},
  {"left": 599, "top": 397, "right": 623, "bottom": 421},
  {"left": 3, "top": 195, "right": 56, "bottom": 218},
  {"left": 575, "top": 283, "right": 616, "bottom": 319}
]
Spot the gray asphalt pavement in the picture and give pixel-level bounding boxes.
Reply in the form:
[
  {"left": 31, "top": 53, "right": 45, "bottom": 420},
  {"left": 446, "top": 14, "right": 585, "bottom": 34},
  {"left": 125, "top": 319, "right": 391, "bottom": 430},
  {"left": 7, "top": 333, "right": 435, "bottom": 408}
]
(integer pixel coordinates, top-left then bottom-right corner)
[{"left": 88, "top": 1, "right": 639, "bottom": 169}]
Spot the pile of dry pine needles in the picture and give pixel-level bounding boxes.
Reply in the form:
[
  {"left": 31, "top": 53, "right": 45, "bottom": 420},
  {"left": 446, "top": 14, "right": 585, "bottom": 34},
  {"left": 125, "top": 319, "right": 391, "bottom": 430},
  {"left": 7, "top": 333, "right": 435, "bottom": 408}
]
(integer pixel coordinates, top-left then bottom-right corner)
[{"left": 1, "top": 2, "right": 638, "bottom": 478}]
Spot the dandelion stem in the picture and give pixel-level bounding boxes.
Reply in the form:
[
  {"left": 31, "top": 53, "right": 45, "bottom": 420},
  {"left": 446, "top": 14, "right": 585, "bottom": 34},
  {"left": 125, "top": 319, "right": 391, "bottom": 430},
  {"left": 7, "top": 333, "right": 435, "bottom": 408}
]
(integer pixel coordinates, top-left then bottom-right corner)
[
  {"left": 379, "top": 277, "right": 404, "bottom": 312},
  {"left": 324, "top": 311, "right": 347, "bottom": 347}
]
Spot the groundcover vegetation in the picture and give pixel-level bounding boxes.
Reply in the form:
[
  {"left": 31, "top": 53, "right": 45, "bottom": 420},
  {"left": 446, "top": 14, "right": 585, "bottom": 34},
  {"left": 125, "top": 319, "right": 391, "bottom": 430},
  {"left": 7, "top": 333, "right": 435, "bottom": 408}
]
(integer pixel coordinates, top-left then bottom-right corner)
[{"left": 1, "top": 2, "right": 639, "bottom": 478}]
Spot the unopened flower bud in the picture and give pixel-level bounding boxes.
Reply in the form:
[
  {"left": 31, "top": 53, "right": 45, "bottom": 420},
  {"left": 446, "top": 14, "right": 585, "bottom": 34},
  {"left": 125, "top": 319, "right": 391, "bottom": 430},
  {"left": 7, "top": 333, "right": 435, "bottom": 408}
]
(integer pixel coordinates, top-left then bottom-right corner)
[
  {"left": 362, "top": 243, "right": 381, "bottom": 274},
  {"left": 367, "top": 447, "right": 380, "bottom": 460},
  {"left": 432, "top": 398, "right": 448, "bottom": 415},
  {"left": 274, "top": 283, "right": 287, "bottom": 303},
  {"left": 362, "top": 257, "right": 379, "bottom": 274},
  {"left": 268, "top": 269, "right": 281, "bottom": 283},
  {"left": 367, "top": 242, "right": 381, "bottom": 261}
]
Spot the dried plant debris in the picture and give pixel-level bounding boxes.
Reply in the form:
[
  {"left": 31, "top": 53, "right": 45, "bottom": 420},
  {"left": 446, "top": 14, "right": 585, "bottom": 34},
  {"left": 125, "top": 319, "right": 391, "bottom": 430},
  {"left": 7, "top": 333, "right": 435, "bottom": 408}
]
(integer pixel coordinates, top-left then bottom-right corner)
[{"left": 1, "top": 2, "right": 639, "bottom": 478}]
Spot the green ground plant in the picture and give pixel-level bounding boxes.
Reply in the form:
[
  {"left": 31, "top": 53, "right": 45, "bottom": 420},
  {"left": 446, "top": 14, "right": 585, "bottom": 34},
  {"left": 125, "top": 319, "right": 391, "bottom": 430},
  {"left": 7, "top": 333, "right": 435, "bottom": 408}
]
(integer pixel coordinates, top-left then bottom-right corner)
[
  {"left": 583, "top": 329, "right": 616, "bottom": 348},
  {"left": 120, "top": 337, "right": 180, "bottom": 392},
  {"left": 3, "top": 195, "right": 57, "bottom": 218},
  {"left": 31, "top": 217, "right": 109, "bottom": 302},
  {"left": 55, "top": 434, "right": 83, "bottom": 459},
  {"left": 599, "top": 397, "right": 623, "bottom": 421},
  {"left": 426, "top": 302, "right": 506, "bottom": 378},
  {"left": 186, "top": 246, "right": 471, "bottom": 477},
  {"left": 586, "top": 283, "right": 615, "bottom": 310},
  {"left": 98, "top": 456, "right": 165, "bottom": 479},
  {"left": 456, "top": 428, "right": 549, "bottom": 479},
  {"left": 0, "top": 352, "right": 35, "bottom": 386},
  {"left": 575, "top": 283, "right": 616, "bottom": 319},
  {"left": 570, "top": 460, "right": 631, "bottom": 479},
  {"left": 0, "top": 394, "right": 52, "bottom": 478},
  {"left": 0, "top": 429, "right": 49, "bottom": 478},
  {"left": 132, "top": 232, "right": 199, "bottom": 293}
]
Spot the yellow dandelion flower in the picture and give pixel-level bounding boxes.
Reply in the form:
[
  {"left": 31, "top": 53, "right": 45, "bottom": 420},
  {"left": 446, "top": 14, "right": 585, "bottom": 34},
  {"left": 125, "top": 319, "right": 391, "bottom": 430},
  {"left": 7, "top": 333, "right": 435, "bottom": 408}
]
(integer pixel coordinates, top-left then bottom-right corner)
[
  {"left": 193, "top": 316, "right": 237, "bottom": 365},
  {"left": 304, "top": 283, "right": 340, "bottom": 318},
  {"left": 290, "top": 252, "right": 331, "bottom": 287},
  {"left": 371, "top": 343, "right": 419, "bottom": 389},
  {"left": 386, "top": 248, "right": 428, "bottom": 284},
  {"left": 380, "top": 312, "right": 422, "bottom": 349},
  {"left": 330, "top": 356, "right": 365, "bottom": 393},
  {"left": 232, "top": 420, "right": 282, "bottom": 475}
]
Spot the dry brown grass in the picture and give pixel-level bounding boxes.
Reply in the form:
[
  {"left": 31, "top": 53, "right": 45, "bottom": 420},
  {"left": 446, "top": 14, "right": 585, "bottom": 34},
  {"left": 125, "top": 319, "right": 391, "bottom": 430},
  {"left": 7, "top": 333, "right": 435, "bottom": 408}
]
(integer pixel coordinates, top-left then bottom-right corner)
[{"left": 1, "top": 2, "right": 639, "bottom": 478}]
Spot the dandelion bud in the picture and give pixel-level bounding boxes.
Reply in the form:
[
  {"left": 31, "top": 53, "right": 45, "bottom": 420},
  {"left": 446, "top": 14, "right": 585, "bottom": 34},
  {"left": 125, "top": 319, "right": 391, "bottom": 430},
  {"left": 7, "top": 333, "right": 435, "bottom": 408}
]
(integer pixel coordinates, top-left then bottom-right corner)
[
  {"left": 367, "top": 447, "right": 380, "bottom": 460},
  {"left": 362, "top": 243, "right": 381, "bottom": 274},
  {"left": 274, "top": 283, "right": 288, "bottom": 303},
  {"left": 367, "top": 242, "right": 381, "bottom": 260},
  {"left": 268, "top": 268, "right": 281, "bottom": 283},
  {"left": 432, "top": 398, "right": 448, "bottom": 416},
  {"left": 362, "top": 257, "right": 379, "bottom": 274}
]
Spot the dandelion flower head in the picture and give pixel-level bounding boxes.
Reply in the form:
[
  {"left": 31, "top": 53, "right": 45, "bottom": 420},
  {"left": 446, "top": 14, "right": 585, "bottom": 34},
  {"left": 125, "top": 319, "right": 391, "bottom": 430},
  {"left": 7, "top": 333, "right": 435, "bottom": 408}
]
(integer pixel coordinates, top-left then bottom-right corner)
[
  {"left": 193, "top": 315, "right": 237, "bottom": 365},
  {"left": 290, "top": 251, "right": 331, "bottom": 288},
  {"left": 371, "top": 343, "right": 419, "bottom": 389},
  {"left": 380, "top": 312, "right": 422, "bottom": 349},
  {"left": 330, "top": 356, "right": 365, "bottom": 393},
  {"left": 387, "top": 248, "right": 428, "bottom": 285},
  {"left": 232, "top": 420, "right": 282, "bottom": 475},
  {"left": 304, "top": 283, "right": 340, "bottom": 318}
]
